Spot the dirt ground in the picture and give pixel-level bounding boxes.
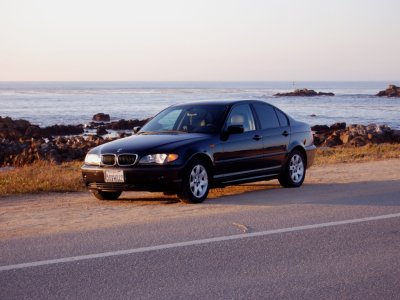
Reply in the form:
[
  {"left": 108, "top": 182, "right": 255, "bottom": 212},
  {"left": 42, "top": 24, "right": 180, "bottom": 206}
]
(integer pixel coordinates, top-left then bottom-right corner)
[{"left": 1, "top": 159, "right": 399, "bottom": 240}]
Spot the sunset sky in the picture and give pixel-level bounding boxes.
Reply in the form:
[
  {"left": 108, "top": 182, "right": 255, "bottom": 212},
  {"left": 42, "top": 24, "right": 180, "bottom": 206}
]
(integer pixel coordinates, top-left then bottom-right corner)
[{"left": 1, "top": 0, "right": 399, "bottom": 81}]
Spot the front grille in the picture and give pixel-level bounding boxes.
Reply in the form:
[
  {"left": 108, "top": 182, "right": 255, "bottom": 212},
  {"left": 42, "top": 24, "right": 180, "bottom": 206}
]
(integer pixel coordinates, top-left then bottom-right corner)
[
  {"left": 102, "top": 154, "right": 116, "bottom": 165},
  {"left": 117, "top": 154, "right": 137, "bottom": 166}
]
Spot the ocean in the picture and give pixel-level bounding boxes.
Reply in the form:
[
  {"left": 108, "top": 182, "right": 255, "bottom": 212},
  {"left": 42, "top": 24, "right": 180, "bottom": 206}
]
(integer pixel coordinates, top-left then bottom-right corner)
[{"left": 0, "top": 81, "right": 399, "bottom": 129}]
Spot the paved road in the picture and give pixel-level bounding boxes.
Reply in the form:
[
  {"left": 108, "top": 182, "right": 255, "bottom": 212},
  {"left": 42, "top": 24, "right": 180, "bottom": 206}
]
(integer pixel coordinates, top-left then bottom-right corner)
[{"left": 1, "top": 161, "right": 400, "bottom": 299}]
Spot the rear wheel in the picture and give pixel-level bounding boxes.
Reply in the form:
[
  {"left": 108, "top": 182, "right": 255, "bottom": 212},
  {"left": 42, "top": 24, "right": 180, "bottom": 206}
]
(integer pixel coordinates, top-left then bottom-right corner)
[
  {"left": 279, "top": 150, "right": 306, "bottom": 188},
  {"left": 178, "top": 159, "right": 210, "bottom": 204},
  {"left": 92, "top": 190, "right": 122, "bottom": 200}
]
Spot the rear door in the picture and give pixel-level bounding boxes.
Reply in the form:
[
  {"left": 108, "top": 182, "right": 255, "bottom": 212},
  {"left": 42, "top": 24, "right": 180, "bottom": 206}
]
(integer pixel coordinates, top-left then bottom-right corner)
[{"left": 252, "top": 102, "right": 290, "bottom": 169}]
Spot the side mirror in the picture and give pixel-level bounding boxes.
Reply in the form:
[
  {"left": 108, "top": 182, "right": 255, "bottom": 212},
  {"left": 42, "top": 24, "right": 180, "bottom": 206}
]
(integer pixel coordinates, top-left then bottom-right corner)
[
  {"left": 226, "top": 125, "right": 244, "bottom": 134},
  {"left": 133, "top": 126, "right": 141, "bottom": 134}
]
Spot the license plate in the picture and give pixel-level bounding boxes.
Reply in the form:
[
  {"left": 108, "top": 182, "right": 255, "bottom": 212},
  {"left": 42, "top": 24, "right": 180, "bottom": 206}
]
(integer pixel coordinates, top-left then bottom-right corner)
[{"left": 104, "top": 170, "right": 124, "bottom": 183}]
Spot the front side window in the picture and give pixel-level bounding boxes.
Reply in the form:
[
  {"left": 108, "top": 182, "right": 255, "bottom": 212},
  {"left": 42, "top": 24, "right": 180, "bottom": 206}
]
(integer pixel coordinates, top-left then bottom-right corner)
[{"left": 226, "top": 104, "right": 256, "bottom": 132}]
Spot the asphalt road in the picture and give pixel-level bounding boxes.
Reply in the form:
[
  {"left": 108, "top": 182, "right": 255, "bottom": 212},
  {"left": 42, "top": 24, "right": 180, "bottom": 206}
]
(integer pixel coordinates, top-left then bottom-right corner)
[{"left": 1, "top": 161, "right": 400, "bottom": 299}]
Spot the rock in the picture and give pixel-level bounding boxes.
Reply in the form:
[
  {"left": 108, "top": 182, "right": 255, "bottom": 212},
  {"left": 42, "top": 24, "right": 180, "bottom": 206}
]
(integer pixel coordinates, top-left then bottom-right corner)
[
  {"left": 93, "top": 113, "right": 110, "bottom": 122},
  {"left": 350, "top": 136, "right": 367, "bottom": 147},
  {"left": 312, "top": 133, "right": 328, "bottom": 146},
  {"left": 376, "top": 85, "right": 400, "bottom": 97},
  {"left": 347, "top": 124, "right": 367, "bottom": 136},
  {"left": 41, "top": 124, "right": 84, "bottom": 136},
  {"left": 96, "top": 126, "right": 108, "bottom": 136},
  {"left": 317, "top": 92, "right": 335, "bottom": 96},
  {"left": 371, "top": 134, "right": 388, "bottom": 144},
  {"left": 108, "top": 118, "right": 150, "bottom": 130},
  {"left": 391, "top": 130, "right": 400, "bottom": 143},
  {"left": 330, "top": 122, "right": 346, "bottom": 131},
  {"left": 274, "top": 88, "right": 335, "bottom": 97},
  {"left": 0, "top": 117, "right": 32, "bottom": 140},
  {"left": 340, "top": 133, "right": 352, "bottom": 144},
  {"left": 311, "top": 125, "right": 330, "bottom": 133},
  {"left": 323, "top": 135, "right": 342, "bottom": 147},
  {"left": 25, "top": 126, "right": 42, "bottom": 138}
]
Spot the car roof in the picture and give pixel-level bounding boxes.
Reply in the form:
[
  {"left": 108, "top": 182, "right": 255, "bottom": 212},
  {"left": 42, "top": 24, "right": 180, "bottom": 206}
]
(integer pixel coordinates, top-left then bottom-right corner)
[{"left": 171, "top": 99, "right": 270, "bottom": 107}]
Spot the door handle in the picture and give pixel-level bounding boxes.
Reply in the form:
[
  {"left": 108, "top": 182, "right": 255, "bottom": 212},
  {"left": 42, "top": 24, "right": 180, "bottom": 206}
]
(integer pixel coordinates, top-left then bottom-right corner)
[
  {"left": 253, "top": 135, "right": 263, "bottom": 141},
  {"left": 282, "top": 131, "right": 289, "bottom": 137}
]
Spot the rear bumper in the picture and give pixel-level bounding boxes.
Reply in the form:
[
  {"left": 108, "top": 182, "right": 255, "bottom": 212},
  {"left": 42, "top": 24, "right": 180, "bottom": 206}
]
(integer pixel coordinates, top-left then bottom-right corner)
[
  {"left": 81, "top": 165, "right": 184, "bottom": 192},
  {"left": 305, "top": 145, "right": 316, "bottom": 168}
]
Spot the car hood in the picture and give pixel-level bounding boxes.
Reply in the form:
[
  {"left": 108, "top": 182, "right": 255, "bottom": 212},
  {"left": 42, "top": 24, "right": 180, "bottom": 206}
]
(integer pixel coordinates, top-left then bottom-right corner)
[{"left": 93, "top": 133, "right": 210, "bottom": 154}]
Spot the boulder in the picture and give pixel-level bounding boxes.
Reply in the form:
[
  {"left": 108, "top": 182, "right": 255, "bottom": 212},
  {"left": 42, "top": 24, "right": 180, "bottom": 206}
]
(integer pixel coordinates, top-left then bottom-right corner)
[
  {"left": 340, "top": 133, "right": 352, "bottom": 144},
  {"left": 376, "top": 85, "right": 400, "bottom": 97},
  {"left": 96, "top": 126, "right": 108, "bottom": 136},
  {"left": 391, "top": 130, "right": 400, "bottom": 143},
  {"left": 330, "top": 122, "right": 346, "bottom": 131},
  {"left": 350, "top": 136, "right": 368, "bottom": 147},
  {"left": 311, "top": 125, "right": 330, "bottom": 133},
  {"left": 108, "top": 118, "right": 150, "bottom": 130},
  {"left": 25, "top": 126, "right": 42, "bottom": 138},
  {"left": 93, "top": 113, "right": 110, "bottom": 122},
  {"left": 322, "top": 135, "right": 342, "bottom": 147},
  {"left": 312, "top": 133, "right": 328, "bottom": 146},
  {"left": 0, "top": 117, "right": 32, "bottom": 140}
]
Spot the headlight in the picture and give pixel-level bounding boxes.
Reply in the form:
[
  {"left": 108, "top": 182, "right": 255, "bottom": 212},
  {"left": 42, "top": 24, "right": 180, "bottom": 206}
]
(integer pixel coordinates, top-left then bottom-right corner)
[
  {"left": 139, "top": 153, "right": 179, "bottom": 165},
  {"left": 84, "top": 153, "right": 101, "bottom": 166}
]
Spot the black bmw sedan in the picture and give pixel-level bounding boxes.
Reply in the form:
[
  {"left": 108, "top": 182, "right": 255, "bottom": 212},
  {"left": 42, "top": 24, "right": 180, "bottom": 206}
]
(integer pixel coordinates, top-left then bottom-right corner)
[{"left": 82, "top": 100, "right": 315, "bottom": 203}]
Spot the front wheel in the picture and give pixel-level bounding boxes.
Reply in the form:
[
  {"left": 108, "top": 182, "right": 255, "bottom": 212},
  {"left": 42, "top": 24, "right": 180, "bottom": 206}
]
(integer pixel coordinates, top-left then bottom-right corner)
[
  {"left": 92, "top": 190, "right": 122, "bottom": 200},
  {"left": 178, "top": 159, "right": 210, "bottom": 204},
  {"left": 279, "top": 150, "right": 306, "bottom": 188}
]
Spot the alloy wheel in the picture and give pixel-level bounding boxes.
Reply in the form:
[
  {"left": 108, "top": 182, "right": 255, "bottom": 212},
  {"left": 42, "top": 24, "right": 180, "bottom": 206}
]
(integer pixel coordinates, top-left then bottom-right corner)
[
  {"left": 189, "top": 164, "right": 209, "bottom": 198},
  {"left": 289, "top": 154, "right": 304, "bottom": 184}
]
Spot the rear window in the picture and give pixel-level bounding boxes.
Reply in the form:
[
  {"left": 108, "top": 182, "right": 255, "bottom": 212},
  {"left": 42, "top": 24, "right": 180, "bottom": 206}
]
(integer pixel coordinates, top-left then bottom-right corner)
[{"left": 275, "top": 109, "right": 289, "bottom": 127}]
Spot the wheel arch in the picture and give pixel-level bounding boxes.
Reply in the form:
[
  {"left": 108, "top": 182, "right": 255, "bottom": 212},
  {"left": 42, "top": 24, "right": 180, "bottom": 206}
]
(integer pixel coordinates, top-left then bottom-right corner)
[
  {"left": 287, "top": 144, "right": 308, "bottom": 168},
  {"left": 184, "top": 152, "right": 214, "bottom": 179}
]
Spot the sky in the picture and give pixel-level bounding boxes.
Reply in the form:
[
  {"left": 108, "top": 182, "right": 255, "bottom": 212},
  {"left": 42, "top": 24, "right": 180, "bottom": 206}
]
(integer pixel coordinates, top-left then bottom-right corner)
[{"left": 0, "top": 0, "right": 399, "bottom": 81}]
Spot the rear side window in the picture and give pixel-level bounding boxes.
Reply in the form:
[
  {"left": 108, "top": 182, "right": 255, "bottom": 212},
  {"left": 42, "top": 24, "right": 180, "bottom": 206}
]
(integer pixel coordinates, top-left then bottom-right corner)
[
  {"left": 275, "top": 109, "right": 289, "bottom": 127},
  {"left": 252, "top": 103, "right": 280, "bottom": 129}
]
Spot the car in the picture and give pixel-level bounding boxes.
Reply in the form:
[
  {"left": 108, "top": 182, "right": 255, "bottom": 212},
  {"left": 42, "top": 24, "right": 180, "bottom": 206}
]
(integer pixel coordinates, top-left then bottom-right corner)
[{"left": 82, "top": 100, "right": 316, "bottom": 203}]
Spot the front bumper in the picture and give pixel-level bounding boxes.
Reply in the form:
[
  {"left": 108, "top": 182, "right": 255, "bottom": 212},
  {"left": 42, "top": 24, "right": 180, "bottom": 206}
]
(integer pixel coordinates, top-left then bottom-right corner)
[{"left": 81, "top": 165, "right": 184, "bottom": 192}]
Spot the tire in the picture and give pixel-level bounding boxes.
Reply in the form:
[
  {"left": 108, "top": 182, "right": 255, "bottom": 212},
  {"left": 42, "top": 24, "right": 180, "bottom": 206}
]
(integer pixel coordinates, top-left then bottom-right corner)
[
  {"left": 92, "top": 190, "right": 122, "bottom": 200},
  {"left": 279, "top": 150, "right": 306, "bottom": 188},
  {"left": 178, "top": 159, "right": 210, "bottom": 204}
]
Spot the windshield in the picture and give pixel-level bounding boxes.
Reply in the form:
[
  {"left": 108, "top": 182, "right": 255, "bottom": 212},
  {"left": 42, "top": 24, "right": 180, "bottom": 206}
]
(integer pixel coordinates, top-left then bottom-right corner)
[{"left": 140, "top": 104, "right": 228, "bottom": 134}]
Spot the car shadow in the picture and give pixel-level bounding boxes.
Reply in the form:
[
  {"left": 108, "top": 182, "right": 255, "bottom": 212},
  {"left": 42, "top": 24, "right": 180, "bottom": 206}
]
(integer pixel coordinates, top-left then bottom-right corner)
[
  {"left": 206, "top": 179, "right": 400, "bottom": 207},
  {"left": 114, "top": 194, "right": 180, "bottom": 205}
]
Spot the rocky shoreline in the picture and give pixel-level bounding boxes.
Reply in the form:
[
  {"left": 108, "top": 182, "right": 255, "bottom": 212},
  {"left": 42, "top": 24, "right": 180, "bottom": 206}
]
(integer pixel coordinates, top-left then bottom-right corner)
[
  {"left": 0, "top": 115, "right": 149, "bottom": 167},
  {"left": 1, "top": 115, "right": 400, "bottom": 167}
]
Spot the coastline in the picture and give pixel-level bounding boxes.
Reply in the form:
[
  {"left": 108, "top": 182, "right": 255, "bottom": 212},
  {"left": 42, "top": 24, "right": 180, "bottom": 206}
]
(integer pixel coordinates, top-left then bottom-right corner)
[{"left": 1, "top": 115, "right": 400, "bottom": 168}]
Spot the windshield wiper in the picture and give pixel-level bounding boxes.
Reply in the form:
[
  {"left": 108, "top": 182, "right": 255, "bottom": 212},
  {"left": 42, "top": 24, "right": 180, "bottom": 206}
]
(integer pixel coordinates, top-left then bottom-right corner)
[{"left": 138, "top": 130, "right": 187, "bottom": 135}]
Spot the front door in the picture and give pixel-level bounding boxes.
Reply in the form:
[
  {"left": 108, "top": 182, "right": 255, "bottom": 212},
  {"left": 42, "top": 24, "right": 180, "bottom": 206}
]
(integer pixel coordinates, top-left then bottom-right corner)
[{"left": 214, "top": 104, "right": 265, "bottom": 183}]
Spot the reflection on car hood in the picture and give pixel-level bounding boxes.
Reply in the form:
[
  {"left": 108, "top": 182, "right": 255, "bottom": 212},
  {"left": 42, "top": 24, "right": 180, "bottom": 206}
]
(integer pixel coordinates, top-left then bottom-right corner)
[{"left": 96, "top": 133, "right": 209, "bottom": 154}]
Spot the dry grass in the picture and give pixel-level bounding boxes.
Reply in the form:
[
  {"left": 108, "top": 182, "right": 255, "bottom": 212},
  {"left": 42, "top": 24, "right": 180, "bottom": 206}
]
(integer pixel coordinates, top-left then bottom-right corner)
[
  {"left": 1, "top": 143, "right": 399, "bottom": 196},
  {"left": 0, "top": 161, "right": 85, "bottom": 196},
  {"left": 314, "top": 143, "right": 400, "bottom": 165}
]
